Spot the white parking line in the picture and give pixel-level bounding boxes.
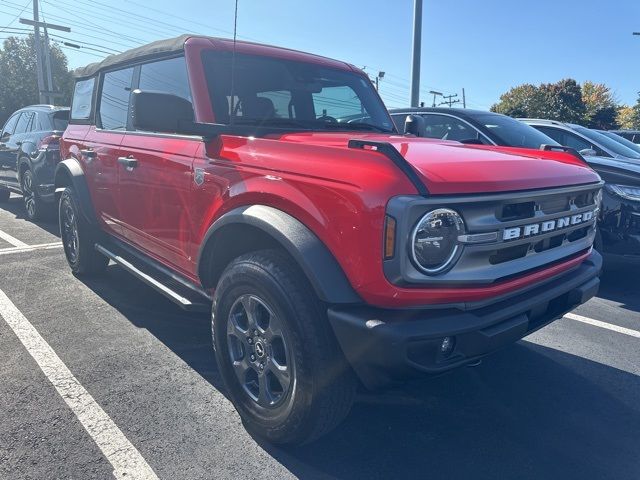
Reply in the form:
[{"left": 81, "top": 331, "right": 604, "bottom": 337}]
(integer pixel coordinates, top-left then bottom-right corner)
[
  {"left": 0, "top": 242, "right": 62, "bottom": 256},
  {"left": 0, "top": 289, "right": 159, "bottom": 480},
  {"left": 564, "top": 313, "right": 640, "bottom": 339},
  {"left": 0, "top": 229, "right": 28, "bottom": 248}
]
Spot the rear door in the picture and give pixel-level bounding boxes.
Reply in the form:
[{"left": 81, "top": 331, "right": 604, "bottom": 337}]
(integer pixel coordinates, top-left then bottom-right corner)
[
  {"left": 117, "top": 56, "right": 198, "bottom": 274},
  {"left": 86, "top": 67, "right": 135, "bottom": 236},
  {"left": 0, "top": 113, "right": 20, "bottom": 186}
]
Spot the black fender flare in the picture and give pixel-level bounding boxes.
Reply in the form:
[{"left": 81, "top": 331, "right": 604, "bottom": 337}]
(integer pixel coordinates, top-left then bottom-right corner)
[
  {"left": 197, "top": 205, "right": 361, "bottom": 304},
  {"left": 54, "top": 158, "right": 98, "bottom": 225}
]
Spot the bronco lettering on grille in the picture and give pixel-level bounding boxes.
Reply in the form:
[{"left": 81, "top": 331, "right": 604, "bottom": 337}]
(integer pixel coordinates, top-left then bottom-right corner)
[{"left": 503, "top": 210, "right": 595, "bottom": 241}]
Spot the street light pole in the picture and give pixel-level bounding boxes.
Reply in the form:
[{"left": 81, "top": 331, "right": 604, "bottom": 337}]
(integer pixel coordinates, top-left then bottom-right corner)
[{"left": 410, "top": 0, "right": 423, "bottom": 107}]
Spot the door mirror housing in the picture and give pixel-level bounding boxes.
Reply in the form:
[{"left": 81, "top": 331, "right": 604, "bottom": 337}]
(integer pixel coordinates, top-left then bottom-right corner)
[
  {"left": 131, "top": 89, "right": 195, "bottom": 135},
  {"left": 578, "top": 148, "right": 598, "bottom": 157},
  {"left": 0, "top": 131, "right": 10, "bottom": 142},
  {"left": 404, "top": 114, "right": 426, "bottom": 137}
]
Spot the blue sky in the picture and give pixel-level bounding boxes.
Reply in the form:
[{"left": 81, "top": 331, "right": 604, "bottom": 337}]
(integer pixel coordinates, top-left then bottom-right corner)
[{"left": 1, "top": 0, "right": 638, "bottom": 109}]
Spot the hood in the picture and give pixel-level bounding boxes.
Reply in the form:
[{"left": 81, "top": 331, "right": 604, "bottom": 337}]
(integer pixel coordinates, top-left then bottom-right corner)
[{"left": 271, "top": 132, "right": 600, "bottom": 195}]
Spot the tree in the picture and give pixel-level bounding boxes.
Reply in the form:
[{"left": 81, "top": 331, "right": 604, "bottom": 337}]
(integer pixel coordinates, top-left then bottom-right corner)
[
  {"left": 0, "top": 35, "right": 73, "bottom": 126},
  {"left": 538, "top": 78, "right": 585, "bottom": 124},
  {"left": 582, "top": 81, "right": 618, "bottom": 129},
  {"left": 491, "top": 83, "right": 545, "bottom": 118},
  {"left": 615, "top": 105, "right": 639, "bottom": 130},
  {"left": 492, "top": 79, "right": 587, "bottom": 123}
]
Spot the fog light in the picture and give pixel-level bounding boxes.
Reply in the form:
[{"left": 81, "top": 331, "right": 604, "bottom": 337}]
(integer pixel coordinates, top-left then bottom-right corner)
[{"left": 440, "top": 336, "right": 455, "bottom": 356}]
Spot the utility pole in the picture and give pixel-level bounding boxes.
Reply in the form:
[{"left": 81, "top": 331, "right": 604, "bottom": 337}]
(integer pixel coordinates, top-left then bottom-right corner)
[
  {"left": 462, "top": 88, "right": 466, "bottom": 108},
  {"left": 429, "top": 90, "right": 442, "bottom": 108},
  {"left": 439, "top": 93, "right": 460, "bottom": 108},
  {"left": 410, "top": 0, "right": 423, "bottom": 107},
  {"left": 20, "top": 3, "right": 70, "bottom": 105},
  {"left": 31, "top": 0, "right": 46, "bottom": 104}
]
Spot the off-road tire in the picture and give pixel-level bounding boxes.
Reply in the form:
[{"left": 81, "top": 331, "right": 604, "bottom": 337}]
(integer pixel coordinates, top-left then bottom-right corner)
[
  {"left": 212, "top": 249, "right": 356, "bottom": 445},
  {"left": 59, "top": 187, "right": 108, "bottom": 275}
]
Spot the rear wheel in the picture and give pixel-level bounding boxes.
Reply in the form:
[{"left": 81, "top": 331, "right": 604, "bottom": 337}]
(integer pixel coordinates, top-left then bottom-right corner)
[
  {"left": 212, "top": 249, "right": 356, "bottom": 445},
  {"left": 21, "top": 168, "right": 47, "bottom": 221},
  {"left": 59, "top": 187, "right": 108, "bottom": 275}
]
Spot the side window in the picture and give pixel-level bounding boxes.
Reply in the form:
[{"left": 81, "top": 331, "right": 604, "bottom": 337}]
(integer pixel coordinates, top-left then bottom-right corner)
[
  {"left": 35, "top": 112, "right": 51, "bottom": 131},
  {"left": 312, "top": 85, "right": 369, "bottom": 120},
  {"left": 14, "top": 112, "right": 33, "bottom": 135},
  {"left": 1, "top": 113, "right": 20, "bottom": 137},
  {"left": 257, "top": 91, "right": 292, "bottom": 118},
  {"left": 71, "top": 78, "right": 96, "bottom": 121},
  {"left": 99, "top": 67, "right": 134, "bottom": 131},
  {"left": 139, "top": 56, "right": 191, "bottom": 101},
  {"left": 391, "top": 114, "right": 408, "bottom": 131},
  {"left": 422, "top": 114, "right": 484, "bottom": 143},
  {"left": 536, "top": 126, "right": 593, "bottom": 152}
]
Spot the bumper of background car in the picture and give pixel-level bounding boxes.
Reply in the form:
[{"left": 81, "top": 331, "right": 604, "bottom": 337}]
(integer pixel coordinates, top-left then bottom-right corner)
[{"left": 328, "top": 251, "right": 601, "bottom": 389}]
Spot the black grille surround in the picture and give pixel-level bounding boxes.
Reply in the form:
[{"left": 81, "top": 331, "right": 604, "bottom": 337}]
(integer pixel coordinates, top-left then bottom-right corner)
[{"left": 384, "top": 182, "right": 603, "bottom": 287}]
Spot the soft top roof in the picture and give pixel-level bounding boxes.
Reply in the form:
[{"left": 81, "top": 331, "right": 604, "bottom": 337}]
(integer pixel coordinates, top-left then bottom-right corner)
[
  {"left": 74, "top": 34, "right": 355, "bottom": 79},
  {"left": 74, "top": 34, "right": 191, "bottom": 78}
]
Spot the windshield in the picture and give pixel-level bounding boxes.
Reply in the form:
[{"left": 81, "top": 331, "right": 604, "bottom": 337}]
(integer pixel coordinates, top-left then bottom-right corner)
[
  {"left": 202, "top": 51, "right": 394, "bottom": 133},
  {"left": 473, "top": 113, "right": 559, "bottom": 149},
  {"left": 598, "top": 130, "right": 640, "bottom": 156},
  {"left": 574, "top": 126, "right": 640, "bottom": 159}
]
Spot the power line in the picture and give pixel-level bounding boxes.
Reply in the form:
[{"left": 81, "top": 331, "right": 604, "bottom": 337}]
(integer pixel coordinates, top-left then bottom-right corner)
[{"left": 0, "top": 0, "right": 30, "bottom": 34}]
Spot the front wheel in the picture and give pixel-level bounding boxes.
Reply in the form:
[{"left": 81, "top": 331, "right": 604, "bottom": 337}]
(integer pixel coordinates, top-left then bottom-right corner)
[
  {"left": 212, "top": 249, "right": 356, "bottom": 445},
  {"left": 59, "top": 187, "right": 108, "bottom": 275}
]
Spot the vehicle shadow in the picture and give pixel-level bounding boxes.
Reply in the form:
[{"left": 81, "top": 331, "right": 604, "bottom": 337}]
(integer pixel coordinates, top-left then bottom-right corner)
[
  {"left": 597, "top": 253, "right": 640, "bottom": 313},
  {"left": 0, "top": 194, "right": 60, "bottom": 237},
  {"left": 78, "top": 264, "right": 640, "bottom": 480}
]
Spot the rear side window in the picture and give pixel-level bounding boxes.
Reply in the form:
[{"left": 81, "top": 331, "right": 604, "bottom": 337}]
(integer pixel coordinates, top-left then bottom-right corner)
[
  {"left": 139, "top": 56, "right": 191, "bottom": 101},
  {"left": 99, "top": 68, "right": 134, "bottom": 131},
  {"left": 71, "top": 78, "right": 95, "bottom": 121},
  {"left": 14, "top": 112, "right": 34, "bottom": 134}
]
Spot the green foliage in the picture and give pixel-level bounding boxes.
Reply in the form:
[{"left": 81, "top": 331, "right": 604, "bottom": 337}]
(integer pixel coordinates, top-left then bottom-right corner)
[
  {"left": 0, "top": 35, "right": 73, "bottom": 126},
  {"left": 491, "top": 79, "right": 632, "bottom": 129},
  {"left": 582, "top": 81, "right": 618, "bottom": 129},
  {"left": 616, "top": 106, "right": 638, "bottom": 129}
]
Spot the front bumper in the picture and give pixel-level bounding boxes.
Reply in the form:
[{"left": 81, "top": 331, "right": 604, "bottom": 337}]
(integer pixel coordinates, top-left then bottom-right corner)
[{"left": 329, "top": 251, "right": 601, "bottom": 389}]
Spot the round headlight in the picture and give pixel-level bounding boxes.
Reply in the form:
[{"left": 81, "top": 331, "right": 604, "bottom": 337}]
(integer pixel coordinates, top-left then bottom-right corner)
[{"left": 411, "top": 208, "right": 464, "bottom": 274}]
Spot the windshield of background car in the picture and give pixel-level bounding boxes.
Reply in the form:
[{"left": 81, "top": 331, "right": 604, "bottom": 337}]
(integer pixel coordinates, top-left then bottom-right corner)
[
  {"left": 202, "top": 50, "right": 394, "bottom": 132},
  {"left": 599, "top": 131, "right": 640, "bottom": 155},
  {"left": 575, "top": 126, "right": 640, "bottom": 159},
  {"left": 474, "top": 113, "right": 560, "bottom": 149}
]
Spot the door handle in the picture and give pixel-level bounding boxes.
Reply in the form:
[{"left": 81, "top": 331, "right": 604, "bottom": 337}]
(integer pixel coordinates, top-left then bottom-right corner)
[
  {"left": 80, "top": 149, "right": 96, "bottom": 159},
  {"left": 117, "top": 156, "right": 139, "bottom": 169}
]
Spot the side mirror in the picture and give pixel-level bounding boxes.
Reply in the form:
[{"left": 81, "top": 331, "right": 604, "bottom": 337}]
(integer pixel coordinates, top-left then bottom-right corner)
[
  {"left": 0, "top": 132, "right": 10, "bottom": 142},
  {"left": 404, "top": 114, "right": 426, "bottom": 137},
  {"left": 578, "top": 148, "right": 598, "bottom": 157},
  {"left": 131, "top": 89, "right": 195, "bottom": 134}
]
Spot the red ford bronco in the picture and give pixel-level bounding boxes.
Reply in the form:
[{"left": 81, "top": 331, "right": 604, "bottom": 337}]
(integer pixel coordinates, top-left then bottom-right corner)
[{"left": 56, "top": 35, "right": 602, "bottom": 444}]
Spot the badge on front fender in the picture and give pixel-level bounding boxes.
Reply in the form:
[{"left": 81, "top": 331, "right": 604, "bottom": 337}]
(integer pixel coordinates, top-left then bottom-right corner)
[{"left": 194, "top": 168, "right": 205, "bottom": 186}]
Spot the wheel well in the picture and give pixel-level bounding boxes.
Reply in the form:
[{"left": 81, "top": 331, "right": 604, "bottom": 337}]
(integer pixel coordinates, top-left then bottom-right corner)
[
  {"left": 17, "top": 158, "right": 30, "bottom": 183},
  {"left": 199, "top": 223, "right": 287, "bottom": 289},
  {"left": 54, "top": 168, "right": 72, "bottom": 202}
]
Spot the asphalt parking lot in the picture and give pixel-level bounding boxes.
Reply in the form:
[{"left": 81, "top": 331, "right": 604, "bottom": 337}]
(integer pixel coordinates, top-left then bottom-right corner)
[{"left": 0, "top": 193, "right": 639, "bottom": 480}]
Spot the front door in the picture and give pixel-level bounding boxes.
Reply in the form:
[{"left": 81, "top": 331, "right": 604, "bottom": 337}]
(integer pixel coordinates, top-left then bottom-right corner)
[{"left": 0, "top": 112, "right": 31, "bottom": 187}]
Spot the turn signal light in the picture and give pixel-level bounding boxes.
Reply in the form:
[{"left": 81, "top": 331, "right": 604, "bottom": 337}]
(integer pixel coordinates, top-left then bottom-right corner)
[{"left": 384, "top": 215, "right": 396, "bottom": 259}]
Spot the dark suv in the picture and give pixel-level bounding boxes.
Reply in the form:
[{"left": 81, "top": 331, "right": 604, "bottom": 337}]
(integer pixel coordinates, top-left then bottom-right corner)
[{"left": 0, "top": 105, "right": 69, "bottom": 220}]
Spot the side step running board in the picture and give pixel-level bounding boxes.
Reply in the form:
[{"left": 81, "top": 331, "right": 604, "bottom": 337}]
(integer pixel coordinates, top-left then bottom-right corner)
[{"left": 95, "top": 243, "right": 210, "bottom": 312}]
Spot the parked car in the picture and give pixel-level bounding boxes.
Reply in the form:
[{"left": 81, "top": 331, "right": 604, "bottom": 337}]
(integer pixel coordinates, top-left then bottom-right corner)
[
  {"left": 0, "top": 105, "right": 69, "bottom": 220},
  {"left": 522, "top": 119, "right": 640, "bottom": 256},
  {"left": 611, "top": 129, "right": 640, "bottom": 144},
  {"left": 387, "top": 107, "right": 558, "bottom": 148},
  {"left": 521, "top": 119, "right": 640, "bottom": 161},
  {"left": 598, "top": 130, "right": 640, "bottom": 156},
  {"left": 56, "top": 35, "right": 602, "bottom": 445}
]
